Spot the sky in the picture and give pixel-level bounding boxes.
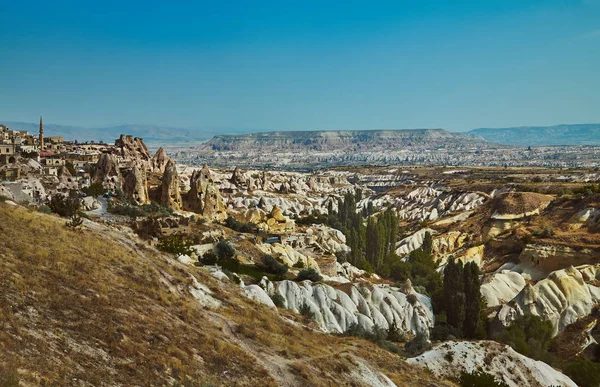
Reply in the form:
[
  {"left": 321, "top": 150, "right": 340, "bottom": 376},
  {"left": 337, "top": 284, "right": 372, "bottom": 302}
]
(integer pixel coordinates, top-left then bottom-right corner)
[{"left": 1, "top": 0, "right": 599, "bottom": 132}]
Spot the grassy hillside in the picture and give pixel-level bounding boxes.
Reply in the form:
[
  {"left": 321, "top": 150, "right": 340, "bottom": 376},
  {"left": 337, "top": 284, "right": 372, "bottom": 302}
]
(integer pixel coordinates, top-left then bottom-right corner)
[{"left": 0, "top": 203, "right": 454, "bottom": 386}]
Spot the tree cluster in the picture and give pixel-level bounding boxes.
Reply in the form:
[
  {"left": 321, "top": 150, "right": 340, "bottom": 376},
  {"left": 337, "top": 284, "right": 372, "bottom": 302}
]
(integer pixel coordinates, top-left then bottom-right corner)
[{"left": 432, "top": 259, "right": 486, "bottom": 340}]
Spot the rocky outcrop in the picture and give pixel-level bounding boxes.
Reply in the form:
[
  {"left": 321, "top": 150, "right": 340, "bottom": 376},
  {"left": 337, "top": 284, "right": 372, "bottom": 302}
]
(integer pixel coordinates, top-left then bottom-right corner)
[
  {"left": 259, "top": 277, "right": 434, "bottom": 335},
  {"left": 151, "top": 147, "right": 169, "bottom": 174},
  {"left": 184, "top": 164, "right": 227, "bottom": 221},
  {"left": 257, "top": 243, "right": 320, "bottom": 271},
  {"left": 160, "top": 159, "right": 182, "bottom": 211},
  {"left": 115, "top": 134, "right": 152, "bottom": 170},
  {"left": 93, "top": 153, "right": 121, "bottom": 191},
  {"left": 518, "top": 244, "right": 600, "bottom": 280},
  {"left": 481, "top": 271, "right": 527, "bottom": 308},
  {"left": 123, "top": 166, "right": 150, "bottom": 205},
  {"left": 407, "top": 341, "right": 576, "bottom": 387},
  {"left": 496, "top": 265, "right": 600, "bottom": 335}
]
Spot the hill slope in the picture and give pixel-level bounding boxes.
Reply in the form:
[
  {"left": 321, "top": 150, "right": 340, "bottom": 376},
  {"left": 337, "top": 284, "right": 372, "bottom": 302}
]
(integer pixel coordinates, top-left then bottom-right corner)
[
  {"left": 0, "top": 203, "right": 454, "bottom": 386},
  {"left": 469, "top": 124, "right": 600, "bottom": 146}
]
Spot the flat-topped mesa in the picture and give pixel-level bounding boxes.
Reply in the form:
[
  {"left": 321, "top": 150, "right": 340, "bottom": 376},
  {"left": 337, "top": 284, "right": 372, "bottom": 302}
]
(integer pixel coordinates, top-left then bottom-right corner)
[
  {"left": 151, "top": 147, "right": 170, "bottom": 174},
  {"left": 123, "top": 165, "right": 150, "bottom": 205},
  {"left": 160, "top": 159, "right": 182, "bottom": 211},
  {"left": 201, "top": 129, "right": 484, "bottom": 153}
]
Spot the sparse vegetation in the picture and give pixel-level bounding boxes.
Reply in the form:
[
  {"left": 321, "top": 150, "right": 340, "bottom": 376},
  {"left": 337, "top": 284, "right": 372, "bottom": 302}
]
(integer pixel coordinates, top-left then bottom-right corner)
[
  {"left": 157, "top": 232, "right": 193, "bottom": 256},
  {"left": 296, "top": 268, "right": 322, "bottom": 282},
  {"left": 458, "top": 370, "right": 509, "bottom": 387},
  {"left": 259, "top": 254, "right": 288, "bottom": 276}
]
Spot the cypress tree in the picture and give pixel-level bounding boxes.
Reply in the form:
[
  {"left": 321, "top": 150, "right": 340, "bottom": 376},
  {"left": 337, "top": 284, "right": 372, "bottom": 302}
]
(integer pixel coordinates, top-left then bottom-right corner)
[
  {"left": 463, "top": 262, "right": 482, "bottom": 339},
  {"left": 444, "top": 258, "right": 465, "bottom": 336},
  {"left": 422, "top": 231, "right": 433, "bottom": 257}
]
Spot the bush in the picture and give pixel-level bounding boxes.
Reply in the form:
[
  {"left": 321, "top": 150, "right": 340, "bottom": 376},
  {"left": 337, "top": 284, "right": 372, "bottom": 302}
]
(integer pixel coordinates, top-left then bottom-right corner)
[
  {"left": 299, "top": 303, "right": 315, "bottom": 319},
  {"left": 48, "top": 192, "right": 81, "bottom": 217},
  {"left": 157, "top": 233, "right": 193, "bottom": 256},
  {"left": 260, "top": 254, "right": 288, "bottom": 276},
  {"left": 271, "top": 293, "right": 286, "bottom": 308},
  {"left": 200, "top": 251, "right": 218, "bottom": 265},
  {"left": 223, "top": 216, "right": 256, "bottom": 233},
  {"left": 563, "top": 358, "right": 600, "bottom": 387},
  {"left": 458, "top": 370, "right": 509, "bottom": 387},
  {"left": 82, "top": 182, "right": 105, "bottom": 197},
  {"left": 66, "top": 213, "right": 84, "bottom": 229},
  {"left": 497, "top": 315, "right": 553, "bottom": 360},
  {"left": 387, "top": 321, "right": 407, "bottom": 343},
  {"left": 215, "top": 240, "right": 238, "bottom": 271},
  {"left": 296, "top": 268, "right": 322, "bottom": 282},
  {"left": 216, "top": 240, "right": 235, "bottom": 261}
]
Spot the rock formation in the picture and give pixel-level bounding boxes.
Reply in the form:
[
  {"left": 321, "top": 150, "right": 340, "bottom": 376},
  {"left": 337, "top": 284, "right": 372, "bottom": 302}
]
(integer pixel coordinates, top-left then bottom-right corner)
[
  {"left": 495, "top": 265, "right": 600, "bottom": 336},
  {"left": 407, "top": 341, "right": 577, "bottom": 387},
  {"left": 115, "top": 134, "right": 152, "bottom": 169},
  {"left": 93, "top": 153, "right": 121, "bottom": 191},
  {"left": 123, "top": 166, "right": 150, "bottom": 205},
  {"left": 160, "top": 159, "right": 182, "bottom": 211},
  {"left": 184, "top": 164, "right": 227, "bottom": 220},
  {"left": 258, "top": 277, "right": 434, "bottom": 335},
  {"left": 152, "top": 147, "right": 169, "bottom": 174}
]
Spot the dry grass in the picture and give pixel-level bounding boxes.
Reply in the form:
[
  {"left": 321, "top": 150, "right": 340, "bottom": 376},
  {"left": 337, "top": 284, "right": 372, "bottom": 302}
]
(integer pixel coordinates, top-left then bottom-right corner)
[{"left": 0, "top": 203, "right": 455, "bottom": 386}]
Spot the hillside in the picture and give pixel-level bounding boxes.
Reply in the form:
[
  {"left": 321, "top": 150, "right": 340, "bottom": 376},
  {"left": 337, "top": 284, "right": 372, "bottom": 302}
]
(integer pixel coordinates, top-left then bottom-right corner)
[
  {"left": 469, "top": 124, "right": 600, "bottom": 146},
  {"left": 0, "top": 203, "right": 454, "bottom": 386}
]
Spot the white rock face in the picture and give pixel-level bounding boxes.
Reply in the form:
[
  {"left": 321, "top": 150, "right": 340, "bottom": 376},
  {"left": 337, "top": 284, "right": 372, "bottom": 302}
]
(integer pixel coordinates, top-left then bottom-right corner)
[
  {"left": 481, "top": 271, "right": 527, "bottom": 308},
  {"left": 362, "top": 185, "right": 486, "bottom": 223},
  {"left": 395, "top": 228, "right": 436, "bottom": 257},
  {"left": 188, "top": 275, "right": 221, "bottom": 309},
  {"left": 497, "top": 265, "right": 600, "bottom": 335},
  {"left": 244, "top": 284, "right": 276, "bottom": 309},
  {"left": 407, "top": 341, "right": 576, "bottom": 387},
  {"left": 260, "top": 278, "right": 433, "bottom": 335}
]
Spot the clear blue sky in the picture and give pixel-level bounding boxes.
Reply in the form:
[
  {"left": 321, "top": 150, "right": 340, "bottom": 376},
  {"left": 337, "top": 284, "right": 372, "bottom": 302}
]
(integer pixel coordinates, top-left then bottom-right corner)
[{"left": 1, "top": 0, "right": 599, "bottom": 132}]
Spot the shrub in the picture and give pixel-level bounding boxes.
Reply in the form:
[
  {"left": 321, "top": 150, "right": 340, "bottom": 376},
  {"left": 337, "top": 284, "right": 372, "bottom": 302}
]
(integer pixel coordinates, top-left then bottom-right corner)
[
  {"left": 216, "top": 240, "right": 236, "bottom": 261},
  {"left": 48, "top": 191, "right": 81, "bottom": 217},
  {"left": 563, "top": 358, "right": 600, "bottom": 387},
  {"left": 271, "top": 293, "right": 286, "bottom": 308},
  {"left": 387, "top": 321, "right": 407, "bottom": 343},
  {"left": 200, "top": 251, "right": 218, "bottom": 265},
  {"left": 292, "top": 261, "right": 304, "bottom": 269},
  {"left": 260, "top": 254, "right": 288, "bottom": 276},
  {"left": 299, "top": 303, "right": 315, "bottom": 319},
  {"left": 458, "top": 370, "right": 509, "bottom": 387},
  {"left": 66, "top": 213, "right": 84, "bottom": 229},
  {"left": 296, "top": 268, "right": 322, "bottom": 282},
  {"left": 497, "top": 315, "right": 553, "bottom": 360},
  {"left": 223, "top": 216, "right": 256, "bottom": 233},
  {"left": 157, "top": 233, "right": 193, "bottom": 256},
  {"left": 82, "top": 182, "right": 105, "bottom": 197}
]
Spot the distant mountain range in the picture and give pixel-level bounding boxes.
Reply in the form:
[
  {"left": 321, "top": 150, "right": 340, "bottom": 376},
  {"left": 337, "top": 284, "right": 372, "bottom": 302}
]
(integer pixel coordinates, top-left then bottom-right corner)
[
  {"left": 468, "top": 124, "right": 600, "bottom": 146},
  {"left": 2, "top": 120, "right": 599, "bottom": 147}
]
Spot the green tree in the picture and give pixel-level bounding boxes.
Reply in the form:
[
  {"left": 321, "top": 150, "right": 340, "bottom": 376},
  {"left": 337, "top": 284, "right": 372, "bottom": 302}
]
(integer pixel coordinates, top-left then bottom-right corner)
[
  {"left": 443, "top": 259, "right": 465, "bottom": 336},
  {"left": 463, "top": 262, "right": 482, "bottom": 339}
]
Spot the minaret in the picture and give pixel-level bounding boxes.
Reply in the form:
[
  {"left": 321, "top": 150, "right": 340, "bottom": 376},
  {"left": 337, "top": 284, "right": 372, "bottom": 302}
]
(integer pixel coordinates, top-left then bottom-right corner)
[{"left": 39, "top": 116, "right": 44, "bottom": 151}]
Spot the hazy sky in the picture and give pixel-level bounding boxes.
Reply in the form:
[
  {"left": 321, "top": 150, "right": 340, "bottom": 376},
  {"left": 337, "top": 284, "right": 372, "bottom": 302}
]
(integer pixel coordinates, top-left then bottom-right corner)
[{"left": 1, "top": 0, "right": 599, "bottom": 132}]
